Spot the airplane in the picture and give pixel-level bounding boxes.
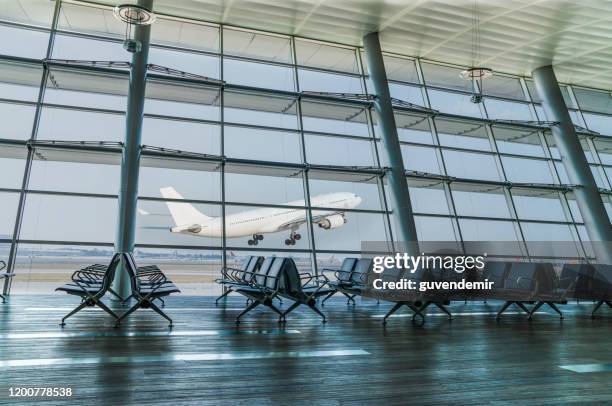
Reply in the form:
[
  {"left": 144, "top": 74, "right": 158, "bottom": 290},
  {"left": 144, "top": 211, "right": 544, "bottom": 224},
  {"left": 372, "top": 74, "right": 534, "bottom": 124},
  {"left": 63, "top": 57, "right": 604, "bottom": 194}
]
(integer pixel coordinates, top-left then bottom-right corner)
[{"left": 158, "top": 187, "right": 362, "bottom": 246}]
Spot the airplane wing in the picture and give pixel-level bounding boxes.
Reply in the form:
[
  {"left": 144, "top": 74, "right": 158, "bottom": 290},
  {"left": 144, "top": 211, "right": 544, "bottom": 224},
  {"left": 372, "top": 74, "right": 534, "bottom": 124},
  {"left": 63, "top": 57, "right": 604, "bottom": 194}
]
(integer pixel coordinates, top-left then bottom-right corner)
[{"left": 277, "top": 211, "right": 345, "bottom": 231}]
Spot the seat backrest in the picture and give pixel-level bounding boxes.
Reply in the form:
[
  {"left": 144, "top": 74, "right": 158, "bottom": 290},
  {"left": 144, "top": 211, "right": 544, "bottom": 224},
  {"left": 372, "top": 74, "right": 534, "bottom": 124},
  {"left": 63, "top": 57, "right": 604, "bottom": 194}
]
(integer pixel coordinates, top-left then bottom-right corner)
[
  {"left": 100, "top": 253, "right": 123, "bottom": 292},
  {"left": 482, "top": 261, "right": 510, "bottom": 289},
  {"left": 533, "top": 263, "right": 556, "bottom": 295},
  {"left": 264, "top": 257, "right": 285, "bottom": 290},
  {"left": 506, "top": 262, "right": 538, "bottom": 290},
  {"left": 242, "top": 256, "right": 264, "bottom": 281},
  {"left": 254, "top": 256, "right": 275, "bottom": 286},
  {"left": 351, "top": 258, "right": 372, "bottom": 285},
  {"left": 281, "top": 258, "right": 303, "bottom": 296},
  {"left": 124, "top": 252, "right": 142, "bottom": 292},
  {"left": 338, "top": 258, "right": 358, "bottom": 282}
]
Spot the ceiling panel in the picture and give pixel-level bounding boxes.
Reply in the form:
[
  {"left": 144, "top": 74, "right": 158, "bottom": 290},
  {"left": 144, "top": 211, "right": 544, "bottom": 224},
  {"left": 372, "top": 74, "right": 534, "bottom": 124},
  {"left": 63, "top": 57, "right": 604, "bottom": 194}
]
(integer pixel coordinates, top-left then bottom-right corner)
[{"left": 47, "top": 0, "right": 612, "bottom": 91}]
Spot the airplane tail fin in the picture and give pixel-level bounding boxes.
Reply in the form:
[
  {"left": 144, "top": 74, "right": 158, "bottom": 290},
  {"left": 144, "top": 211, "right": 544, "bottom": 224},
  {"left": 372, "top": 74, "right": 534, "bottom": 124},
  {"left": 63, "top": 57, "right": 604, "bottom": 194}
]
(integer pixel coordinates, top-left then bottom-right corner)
[{"left": 160, "top": 187, "right": 212, "bottom": 226}]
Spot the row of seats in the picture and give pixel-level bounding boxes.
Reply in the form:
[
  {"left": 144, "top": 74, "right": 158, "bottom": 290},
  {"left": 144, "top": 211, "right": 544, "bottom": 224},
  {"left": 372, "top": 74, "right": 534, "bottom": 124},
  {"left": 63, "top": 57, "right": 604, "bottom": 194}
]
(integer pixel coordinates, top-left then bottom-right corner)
[
  {"left": 0, "top": 260, "right": 15, "bottom": 304},
  {"left": 56, "top": 253, "right": 180, "bottom": 327},
  {"left": 218, "top": 256, "right": 332, "bottom": 323},
  {"left": 217, "top": 256, "right": 612, "bottom": 326}
]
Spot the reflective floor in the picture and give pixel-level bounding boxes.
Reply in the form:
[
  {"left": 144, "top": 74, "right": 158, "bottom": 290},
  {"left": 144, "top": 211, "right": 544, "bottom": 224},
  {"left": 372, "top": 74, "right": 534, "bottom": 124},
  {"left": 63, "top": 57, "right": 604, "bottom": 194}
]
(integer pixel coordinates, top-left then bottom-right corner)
[{"left": 2, "top": 295, "right": 612, "bottom": 404}]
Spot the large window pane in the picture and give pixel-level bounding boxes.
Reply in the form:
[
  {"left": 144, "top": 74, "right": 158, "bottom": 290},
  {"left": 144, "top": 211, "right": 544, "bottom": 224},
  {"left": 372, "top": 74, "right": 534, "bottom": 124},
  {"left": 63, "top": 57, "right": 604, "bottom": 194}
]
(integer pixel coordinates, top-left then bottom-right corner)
[
  {"left": 133, "top": 248, "right": 223, "bottom": 296},
  {"left": 413, "top": 215, "right": 457, "bottom": 241},
  {"left": 29, "top": 153, "right": 120, "bottom": 195},
  {"left": 427, "top": 89, "right": 484, "bottom": 118},
  {"left": 152, "top": 18, "right": 219, "bottom": 53},
  {"left": 0, "top": 192, "right": 19, "bottom": 237},
  {"left": 314, "top": 211, "right": 387, "bottom": 251},
  {"left": 0, "top": 61, "right": 43, "bottom": 102},
  {"left": 493, "top": 125, "right": 545, "bottom": 157},
  {"left": 451, "top": 184, "right": 512, "bottom": 219},
  {"left": 393, "top": 112, "right": 433, "bottom": 144},
  {"left": 408, "top": 180, "right": 450, "bottom": 215},
  {"left": 37, "top": 108, "right": 124, "bottom": 142},
  {"left": 225, "top": 171, "right": 304, "bottom": 206},
  {"left": 0, "top": 102, "right": 36, "bottom": 140},
  {"left": 143, "top": 118, "right": 220, "bottom": 155},
  {"left": 145, "top": 80, "right": 220, "bottom": 121},
  {"left": 136, "top": 200, "right": 221, "bottom": 247},
  {"left": 301, "top": 100, "right": 369, "bottom": 137},
  {"left": 0, "top": 24, "right": 48, "bottom": 58},
  {"left": 149, "top": 47, "right": 220, "bottom": 79},
  {"left": 295, "top": 39, "right": 358, "bottom": 74},
  {"left": 311, "top": 176, "right": 382, "bottom": 211},
  {"left": 1, "top": 0, "right": 55, "bottom": 27},
  {"left": 435, "top": 117, "right": 491, "bottom": 151},
  {"left": 225, "top": 58, "right": 294, "bottom": 91},
  {"left": 502, "top": 157, "right": 555, "bottom": 184},
  {"left": 443, "top": 150, "right": 500, "bottom": 181},
  {"left": 298, "top": 69, "right": 363, "bottom": 93},
  {"left": 583, "top": 112, "right": 612, "bottom": 136},
  {"left": 52, "top": 34, "right": 124, "bottom": 60},
  {"left": 139, "top": 158, "right": 221, "bottom": 201},
  {"left": 401, "top": 145, "right": 442, "bottom": 174},
  {"left": 11, "top": 244, "right": 114, "bottom": 294},
  {"left": 484, "top": 98, "right": 533, "bottom": 121},
  {"left": 224, "top": 90, "right": 297, "bottom": 130},
  {"left": 20, "top": 194, "right": 117, "bottom": 242},
  {"left": 0, "top": 146, "right": 26, "bottom": 188},
  {"left": 225, "top": 126, "right": 302, "bottom": 163},
  {"left": 306, "top": 134, "right": 376, "bottom": 166},
  {"left": 512, "top": 189, "right": 567, "bottom": 222},
  {"left": 573, "top": 87, "right": 612, "bottom": 115},
  {"left": 225, "top": 204, "right": 309, "bottom": 250},
  {"left": 223, "top": 28, "right": 291, "bottom": 63}
]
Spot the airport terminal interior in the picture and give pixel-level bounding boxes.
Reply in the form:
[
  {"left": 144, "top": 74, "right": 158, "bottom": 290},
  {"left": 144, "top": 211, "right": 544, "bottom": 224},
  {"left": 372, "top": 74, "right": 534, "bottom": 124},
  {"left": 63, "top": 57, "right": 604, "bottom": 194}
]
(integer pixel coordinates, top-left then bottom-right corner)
[{"left": 1, "top": 0, "right": 612, "bottom": 404}]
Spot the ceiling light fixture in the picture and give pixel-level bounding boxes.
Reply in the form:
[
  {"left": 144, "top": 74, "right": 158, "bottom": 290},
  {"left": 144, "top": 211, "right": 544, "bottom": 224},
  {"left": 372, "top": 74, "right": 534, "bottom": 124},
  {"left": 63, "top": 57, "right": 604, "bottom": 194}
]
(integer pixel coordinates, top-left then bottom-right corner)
[
  {"left": 460, "top": 0, "right": 492, "bottom": 104},
  {"left": 113, "top": 4, "right": 157, "bottom": 53}
]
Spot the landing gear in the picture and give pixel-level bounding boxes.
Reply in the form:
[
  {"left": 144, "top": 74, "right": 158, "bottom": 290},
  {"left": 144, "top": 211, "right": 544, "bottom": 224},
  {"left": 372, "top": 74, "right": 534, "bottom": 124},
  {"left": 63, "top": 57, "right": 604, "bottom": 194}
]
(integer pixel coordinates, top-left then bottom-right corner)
[
  {"left": 284, "top": 232, "right": 301, "bottom": 246},
  {"left": 247, "top": 234, "right": 264, "bottom": 246}
]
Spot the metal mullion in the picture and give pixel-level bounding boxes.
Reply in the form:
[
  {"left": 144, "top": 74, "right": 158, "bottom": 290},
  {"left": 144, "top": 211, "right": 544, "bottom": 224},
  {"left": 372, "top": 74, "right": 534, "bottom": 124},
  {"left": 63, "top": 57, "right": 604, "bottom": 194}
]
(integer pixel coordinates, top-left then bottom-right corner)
[
  {"left": 304, "top": 130, "right": 375, "bottom": 142},
  {"left": 24, "top": 189, "right": 118, "bottom": 199},
  {"left": 292, "top": 36, "right": 318, "bottom": 275},
  {"left": 143, "top": 113, "right": 221, "bottom": 127},
  {"left": 41, "top": 102, "right": 125, "bottom": 116},
  {"left": 219, "top": 25, "right": 227, "bottom": 273},
  {"left": 16, "top": 239, "right": 113, "bottom": 247},
  {"left": 0, "top": 19, "right": 52, "bottom": 33},
  {"left": 416, "top": 58, "right": 465, "bottom": 249},
  {"left": 4, "top": 0, "right": 61, "bottom": 295},
  {"left": 0, "top": 98, "right": 39, "bottom": 108},
  {"left": 483, "top": 113, "right": 531, "bottom": 259}
]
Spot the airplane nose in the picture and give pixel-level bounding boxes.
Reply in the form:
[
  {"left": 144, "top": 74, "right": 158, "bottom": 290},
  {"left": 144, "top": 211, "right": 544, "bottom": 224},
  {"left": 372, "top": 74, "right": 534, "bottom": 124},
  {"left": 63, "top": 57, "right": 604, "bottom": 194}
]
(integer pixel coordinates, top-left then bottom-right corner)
[{"left": 354, "top": 195, "right": 362, "bottom": 206}]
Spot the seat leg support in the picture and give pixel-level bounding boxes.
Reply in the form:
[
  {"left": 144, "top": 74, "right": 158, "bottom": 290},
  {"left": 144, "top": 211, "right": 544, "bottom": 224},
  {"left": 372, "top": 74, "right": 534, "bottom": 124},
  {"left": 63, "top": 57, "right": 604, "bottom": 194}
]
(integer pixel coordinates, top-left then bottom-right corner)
[
  {"left": 215, "top": 288, "right": 232, "bottom": 305},
  {"left": 321, "top": 290, "right": 336, "bottom": 306},
  {"left": 236, "top": 300, "right": 260, "bottom": 323},
  {"left": 149, "top": 300, "right": 173, "bottom": 327}
]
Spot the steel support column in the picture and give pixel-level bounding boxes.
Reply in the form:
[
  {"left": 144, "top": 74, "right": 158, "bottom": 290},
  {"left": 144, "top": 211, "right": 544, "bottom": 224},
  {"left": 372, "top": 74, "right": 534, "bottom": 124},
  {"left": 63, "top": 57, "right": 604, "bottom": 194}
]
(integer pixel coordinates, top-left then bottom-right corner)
[
  {"left": 363, "top": 32, "right": 419, "bottom": 255},
  {"left": 532, "top": 65, "right": 612, "bottom": 264},
  {"left": 113, "top": 0, "right": 154, "bottom": 298}
]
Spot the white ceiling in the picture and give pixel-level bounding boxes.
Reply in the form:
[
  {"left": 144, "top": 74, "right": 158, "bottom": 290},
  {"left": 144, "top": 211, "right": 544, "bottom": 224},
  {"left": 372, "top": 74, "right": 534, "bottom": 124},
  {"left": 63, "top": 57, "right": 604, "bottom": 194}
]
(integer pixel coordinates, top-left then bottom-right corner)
[{"left": 8, "top": 0, "right": 612, "bottom": 90}]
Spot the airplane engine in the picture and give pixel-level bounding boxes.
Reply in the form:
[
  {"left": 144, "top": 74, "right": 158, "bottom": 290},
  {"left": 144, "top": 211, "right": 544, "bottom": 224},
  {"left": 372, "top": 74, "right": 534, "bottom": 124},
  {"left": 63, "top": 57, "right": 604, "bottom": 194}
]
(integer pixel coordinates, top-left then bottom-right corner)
[
  {"left": 318, "top": 214, "right": 346, "bottom": 230},
  {"left": 186, "top": 224, "right": 202, "bottom": 233}
]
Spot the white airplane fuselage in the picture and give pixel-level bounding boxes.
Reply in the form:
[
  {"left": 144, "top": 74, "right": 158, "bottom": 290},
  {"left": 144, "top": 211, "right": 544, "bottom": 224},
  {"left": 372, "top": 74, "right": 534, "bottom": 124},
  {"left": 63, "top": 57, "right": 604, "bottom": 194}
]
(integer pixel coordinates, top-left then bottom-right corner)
[{"left": 169, "top": 192, "right": 361, "bottom": 238}]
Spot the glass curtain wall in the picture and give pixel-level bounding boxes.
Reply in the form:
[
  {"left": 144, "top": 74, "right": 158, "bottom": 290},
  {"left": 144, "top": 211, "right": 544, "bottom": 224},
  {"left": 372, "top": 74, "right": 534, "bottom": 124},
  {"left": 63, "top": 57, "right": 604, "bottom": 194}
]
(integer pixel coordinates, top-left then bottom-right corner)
[{"left": 1, "top": 0, "right": 611, "bottom": 294}]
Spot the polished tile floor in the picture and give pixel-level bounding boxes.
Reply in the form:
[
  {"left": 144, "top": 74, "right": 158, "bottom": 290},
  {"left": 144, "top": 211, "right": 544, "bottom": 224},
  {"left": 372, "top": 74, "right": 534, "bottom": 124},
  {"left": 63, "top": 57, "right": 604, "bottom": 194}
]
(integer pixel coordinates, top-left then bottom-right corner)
[{"left": 1, "top": 295, "right": 612, "bottom": 405}]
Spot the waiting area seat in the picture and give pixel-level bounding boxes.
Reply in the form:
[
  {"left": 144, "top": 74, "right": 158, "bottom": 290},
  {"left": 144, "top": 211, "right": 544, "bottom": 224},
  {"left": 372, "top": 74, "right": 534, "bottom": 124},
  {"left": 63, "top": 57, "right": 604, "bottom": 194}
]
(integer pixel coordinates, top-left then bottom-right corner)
[
  {"left": 56, "top": 253, "right": 123, "bottom": 325},
  {"left": 56, "top": 253, "right": 180, "bottom": 327},
  {"left": 0, "top": 260, "right": 15, "bottom": 304},
  {"left": 233, "top": 257, "right": 332, "bottom": 323},
  {"left": 114, "top": 253, "right": 180, "bottom": 327},
  {"left": 214, "top": 256, "right": 264, "bottom": 304},
  {"left": 323, "top": 258, "right": 372, "bottom": 306}
]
